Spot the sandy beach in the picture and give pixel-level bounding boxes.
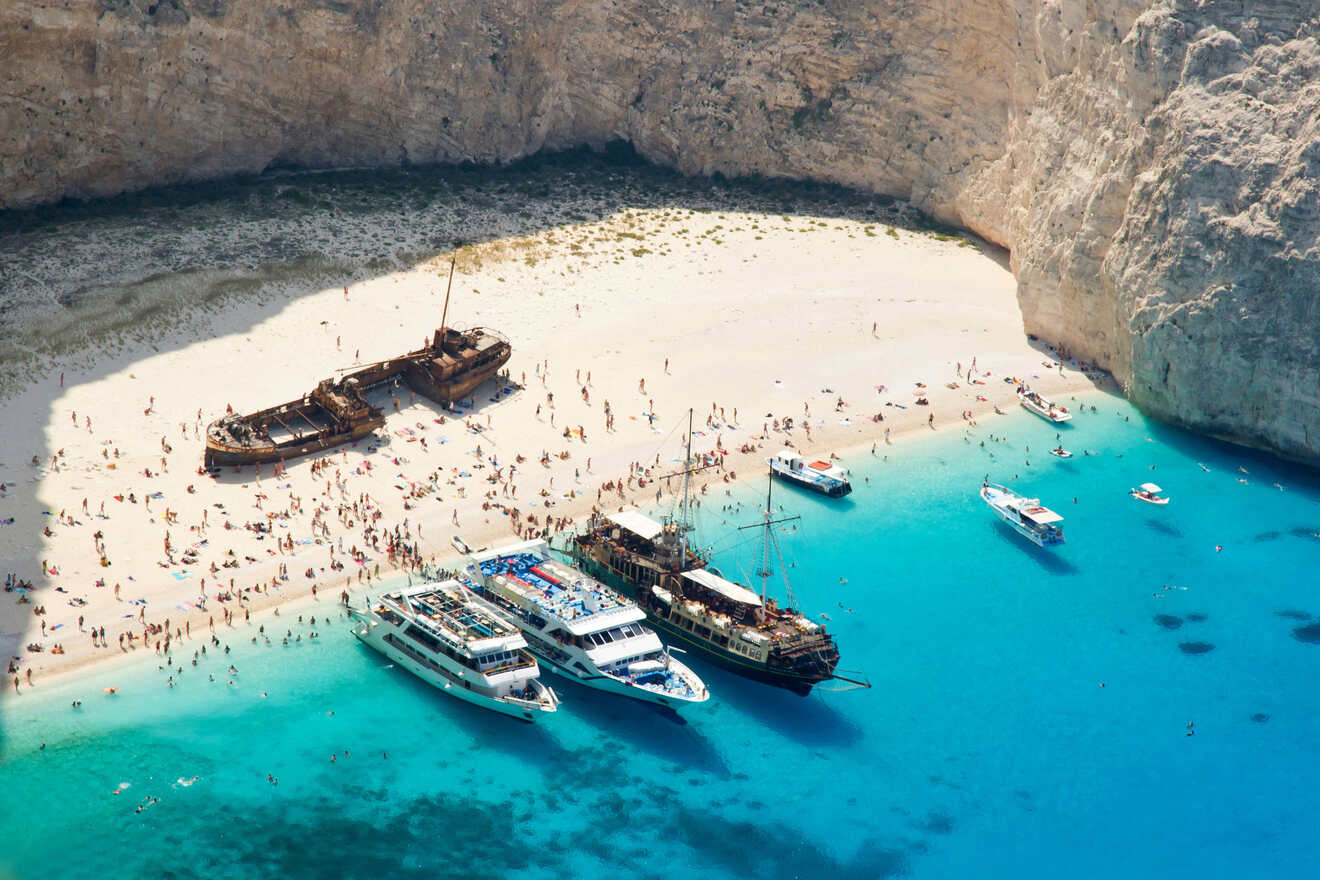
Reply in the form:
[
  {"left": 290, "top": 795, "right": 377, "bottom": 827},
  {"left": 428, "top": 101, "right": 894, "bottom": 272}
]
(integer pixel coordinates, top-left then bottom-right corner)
[{"left": 0, "top": 202, "right": 1105, "bottom": 697}]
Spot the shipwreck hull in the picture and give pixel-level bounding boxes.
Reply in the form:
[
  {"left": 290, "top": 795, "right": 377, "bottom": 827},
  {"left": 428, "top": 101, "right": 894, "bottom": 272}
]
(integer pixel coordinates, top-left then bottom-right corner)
[
  {"left": 204, "top": 325, "right": 511, "bottom": 469},
  {"left": 404, "top": 347, "right": 511, "bottom": 404},
  {"left": 205, "top": 413, "right": 384, "bottom": 467}
]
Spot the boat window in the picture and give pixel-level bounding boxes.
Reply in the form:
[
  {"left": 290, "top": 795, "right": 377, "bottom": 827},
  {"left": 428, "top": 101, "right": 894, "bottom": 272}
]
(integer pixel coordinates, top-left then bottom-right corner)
[{"left": 404, "top": 624, "right": 442, "bottom": 654}]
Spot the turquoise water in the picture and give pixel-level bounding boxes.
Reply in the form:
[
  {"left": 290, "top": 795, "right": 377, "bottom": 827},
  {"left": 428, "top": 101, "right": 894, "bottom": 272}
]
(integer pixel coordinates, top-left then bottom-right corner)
[{"left": 4, "top": 390, "right": 1320, "bottom": 879}]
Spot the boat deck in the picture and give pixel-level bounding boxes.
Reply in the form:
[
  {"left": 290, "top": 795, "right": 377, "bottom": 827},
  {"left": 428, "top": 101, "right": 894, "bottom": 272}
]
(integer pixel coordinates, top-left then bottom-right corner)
[
  {"left": 477, "top": 552, "right": 631, "bottom": 624},
  {"left": 261, "top": 405, "right": 336, "bottom": 445},
  {"left": 778, "top": 464, "right": 844, "bottom": 489},
  {"left": 394, "top": 587, "right": 518, "bottom": 644}
]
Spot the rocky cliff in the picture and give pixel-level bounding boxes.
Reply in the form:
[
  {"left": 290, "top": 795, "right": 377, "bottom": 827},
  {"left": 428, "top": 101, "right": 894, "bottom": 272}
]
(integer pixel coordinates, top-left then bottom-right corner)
[{"left": 3, "top": 1, "right": 1319, "bottom": 461}]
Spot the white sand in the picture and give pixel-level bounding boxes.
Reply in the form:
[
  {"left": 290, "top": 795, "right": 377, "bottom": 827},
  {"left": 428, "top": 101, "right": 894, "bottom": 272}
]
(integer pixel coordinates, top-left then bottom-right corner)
[{"left": 0, "top": 208, "right": 1104, "bottom": 696}]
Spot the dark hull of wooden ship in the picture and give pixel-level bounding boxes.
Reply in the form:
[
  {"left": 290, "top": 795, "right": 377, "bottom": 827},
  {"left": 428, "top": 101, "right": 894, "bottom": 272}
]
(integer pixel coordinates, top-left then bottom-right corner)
[
  {"left": 568, "top": 530, "right": 840, "bottom": 696},
  {"left": 205, "top": 327, "right": 511, "bottom": 467}
]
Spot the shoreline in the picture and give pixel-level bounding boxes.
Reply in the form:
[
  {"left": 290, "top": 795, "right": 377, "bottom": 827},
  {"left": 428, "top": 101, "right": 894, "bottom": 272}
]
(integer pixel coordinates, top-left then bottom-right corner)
[
  {"left": 1, "top": 200, "right": 1108, "bottom": 705},
  {"left": 3, "top": 376, "right": 1109, "bottom": 701}
]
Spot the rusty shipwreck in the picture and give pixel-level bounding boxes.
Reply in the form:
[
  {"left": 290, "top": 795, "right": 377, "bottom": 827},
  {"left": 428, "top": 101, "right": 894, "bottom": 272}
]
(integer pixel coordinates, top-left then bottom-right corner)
[{"left": 205, "top": 262, "right": 511, "bottom": 467}]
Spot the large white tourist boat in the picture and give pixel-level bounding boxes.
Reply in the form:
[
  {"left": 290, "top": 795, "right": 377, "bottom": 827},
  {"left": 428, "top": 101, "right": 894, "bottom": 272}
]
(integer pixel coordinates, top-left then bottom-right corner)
[
  {"left": 980, "top": 481, "right": 1066, "bottom": 546},
  {"left": 767, "top": 449, "right": 852, "bottom": 497},
  {"left": 1017, "top": 386, "right": 1073, "bottom": 423},
  {"left": 463, "top": 539, "right": 710, "bottom": 708},
  {"left": 350, "top": 579, "right": 559, "bottom": 722}
]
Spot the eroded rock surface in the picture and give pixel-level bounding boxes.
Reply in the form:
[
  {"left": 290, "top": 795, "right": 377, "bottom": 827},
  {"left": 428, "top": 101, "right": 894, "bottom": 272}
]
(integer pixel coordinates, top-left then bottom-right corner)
[{"left": 3, "top": 1, "right": 1319, "bottom": 460}]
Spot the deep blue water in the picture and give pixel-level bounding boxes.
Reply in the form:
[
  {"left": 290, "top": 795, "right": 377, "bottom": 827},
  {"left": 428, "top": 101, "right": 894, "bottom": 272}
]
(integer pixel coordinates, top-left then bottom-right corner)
[{"left": 4, "top": 390, "right": 1320, "bottom": 879}]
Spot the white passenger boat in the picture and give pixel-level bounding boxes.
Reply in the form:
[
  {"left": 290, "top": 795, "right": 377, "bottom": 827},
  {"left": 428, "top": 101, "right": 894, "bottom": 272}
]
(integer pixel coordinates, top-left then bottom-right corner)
[
  {"left": 980, "top": 481, "right": 1065, "bottom": 546},
  {"left": 767, "top": 449, "right": 852, "bottom": 497},
  {"left": 463, "top": 539, "right": 709, "bottom": 708},
  {"left": 1130, "top": 482, "right": 1169, "bottom": 505},
  {"left": 1017, "top": 387, "right": 1073, "bottom": 423},
  {"left": 350, "top": 579, "right": 559, "bottom": 722}
]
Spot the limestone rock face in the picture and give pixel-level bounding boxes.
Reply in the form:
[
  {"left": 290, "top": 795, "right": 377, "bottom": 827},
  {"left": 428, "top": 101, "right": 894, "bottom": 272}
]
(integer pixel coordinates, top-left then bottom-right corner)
[{"left": 3, "top": 1, "right": 1319, "bottom": 460}]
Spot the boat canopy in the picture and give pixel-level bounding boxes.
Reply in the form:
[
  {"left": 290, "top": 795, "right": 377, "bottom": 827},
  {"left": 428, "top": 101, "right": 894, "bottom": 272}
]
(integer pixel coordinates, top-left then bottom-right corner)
[
  {"left": 773, "top": 449, "right": 803, "bottom": 466},
  {"left": 1021, "top": 506, "right": 1063, "bottom": 524},
  {"left": 682, "top": 568, "right": 763, "bottom": 607},
  {"left": 1139, "top": 482, "right": 1162, "bottom": 494},
  {"left": 606, "top": 511, "right": 665, "bottom": 541}
]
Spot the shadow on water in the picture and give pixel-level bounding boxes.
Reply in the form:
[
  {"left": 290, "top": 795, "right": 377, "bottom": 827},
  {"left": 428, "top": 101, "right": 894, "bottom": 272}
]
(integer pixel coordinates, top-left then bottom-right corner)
[
  {"left": 545, "top": 673, "right": 730, "bottom": 775},
  {"left": 687, "top": 658, "right": 865, "bottom": 749},
  {"left": 1146, "top": 518, "right": 1183, "bottom": 538},
  {"left": 663, "top": 802, "right": 911, "bottom": 880},
  {"left": 992, "top": 522, "right": 1079, "bottom": 576}
]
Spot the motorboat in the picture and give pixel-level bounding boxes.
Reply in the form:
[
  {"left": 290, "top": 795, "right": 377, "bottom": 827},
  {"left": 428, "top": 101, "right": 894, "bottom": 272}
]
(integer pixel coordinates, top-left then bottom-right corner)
[
  {"left": 350, "top": 579, "right": 559, "bottom": 722},
  {"left": 463, "top": 539, "right": 709, "bottom": 708},
  {"left": 980, "top": 481, "right": 1065, "bottom": 546},
  {"left": 1018, "top": 387, "right": 1073, "bottom": 423},
  {"left": 767, "top": 449, "right": 852, "bottom": 497}
]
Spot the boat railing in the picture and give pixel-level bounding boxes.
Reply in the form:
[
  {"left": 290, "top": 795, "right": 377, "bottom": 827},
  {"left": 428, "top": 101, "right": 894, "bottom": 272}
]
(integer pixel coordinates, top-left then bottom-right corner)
[
  {"left": 499, "top": 681, "right": 556, "bottom": 709},
  {"left": 479, "top": 650, "right": 538, "bottom": 678}
]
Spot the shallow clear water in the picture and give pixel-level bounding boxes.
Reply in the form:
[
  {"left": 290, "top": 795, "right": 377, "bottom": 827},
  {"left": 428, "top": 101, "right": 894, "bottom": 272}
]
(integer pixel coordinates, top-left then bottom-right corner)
[{"left": 4, "top": 390, "right": 1319, "bottom": 879}]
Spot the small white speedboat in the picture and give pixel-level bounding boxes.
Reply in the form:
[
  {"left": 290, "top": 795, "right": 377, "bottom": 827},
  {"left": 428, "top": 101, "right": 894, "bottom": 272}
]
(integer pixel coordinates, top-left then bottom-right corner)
[
  {"left": 767, "top": 449, "right": 852, "bottom": 497},
  {"left": 1018, "top": 387, "right": 1073, "bottom": 423},
  {"left": 1130, "top": 482, "right": 1169, "bottom": 505},
  {"left": 1049, "top": 447, "right": 1072, "bottom": 459},
  {"left": 981, "top": 481, "right": 1065, "bottom": 546}
]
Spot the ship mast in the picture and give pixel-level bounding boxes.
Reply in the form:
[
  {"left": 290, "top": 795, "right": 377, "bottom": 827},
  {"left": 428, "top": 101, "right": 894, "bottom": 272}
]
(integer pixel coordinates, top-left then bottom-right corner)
[
  {"left": 438, "top": 254, "right": 457, "bottom": 338},
  {"left": 758, "top": 469, "right": 773, "bottom": 606},
  {"left": 738, "top": 468, "right": 800, "bottom": 619},
  {"left": 680, "top": 407, "right": 694, "bottom": 554}
]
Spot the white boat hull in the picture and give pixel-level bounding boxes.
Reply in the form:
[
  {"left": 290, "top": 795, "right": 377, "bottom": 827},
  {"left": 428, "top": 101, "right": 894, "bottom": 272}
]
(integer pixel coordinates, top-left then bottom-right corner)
[
  {"left": 980, "top": 485, "right": 1065, "bottom": 547},
  {"left": 464, "top": 540, "right": 711, "bottom": 708},
  {"left": 1019, "top": 394, "right": 1073, "bottom": 423},
  {"left": 472, "top": 601, "right": 708, "bottom": 708},
  {"left": 353, "top": 622, "right": 554, "bottom": 723},
  {"left": 985, "top": 502, "right": 1050, "bottom": 546},
  {"left": 767, "top": 460, "right": 852, "bottom": 497},
  {"left": 538, "top": 649, "right": 707, "bottom": 708}
]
